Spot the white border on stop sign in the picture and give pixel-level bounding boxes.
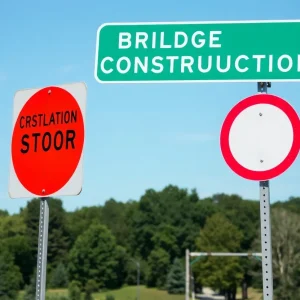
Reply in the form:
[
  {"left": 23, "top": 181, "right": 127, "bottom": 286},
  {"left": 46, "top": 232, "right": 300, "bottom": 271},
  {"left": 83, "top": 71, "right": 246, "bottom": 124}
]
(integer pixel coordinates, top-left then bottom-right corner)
[{"left": 8, "top": 82, "right": 87, "bottom": 199}]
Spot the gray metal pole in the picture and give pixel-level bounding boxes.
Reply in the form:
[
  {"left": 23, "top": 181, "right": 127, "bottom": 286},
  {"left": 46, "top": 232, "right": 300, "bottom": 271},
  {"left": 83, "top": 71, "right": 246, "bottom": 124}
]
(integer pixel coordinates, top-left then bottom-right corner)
[
  {"left": 191, "top": 272, "right": 195, "bottom": 300},
  {"left": 185, "top": 249, "right": 190, "bottom": 300},
  {"left": 35, "top": 197, "right": 49, "bottom": 300},
  {"left": 257, "top": 82, "right": 273, "bottom": 300}
]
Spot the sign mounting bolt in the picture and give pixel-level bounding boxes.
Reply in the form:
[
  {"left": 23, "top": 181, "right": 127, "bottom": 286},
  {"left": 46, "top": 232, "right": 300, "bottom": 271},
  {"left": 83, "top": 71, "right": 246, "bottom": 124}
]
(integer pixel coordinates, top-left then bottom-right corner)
[
  {"left": 42, "top": 189, "right": 45, "bottom": 194},
  {"left": 259, "top": 113, "right": 262, "bottom": 116},
  {"left": 48, "top": 90, "right": 51, "bottom": 95},
  {"left": 260, "top": 160, "right": 264, "bottom": 163}
]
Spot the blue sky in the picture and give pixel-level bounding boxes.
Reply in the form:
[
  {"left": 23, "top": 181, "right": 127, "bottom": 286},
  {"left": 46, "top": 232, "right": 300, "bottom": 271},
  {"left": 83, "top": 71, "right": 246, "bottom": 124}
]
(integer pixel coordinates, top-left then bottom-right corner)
[{"left": 1, "top": 0, "right": 300, "bottom": 214}]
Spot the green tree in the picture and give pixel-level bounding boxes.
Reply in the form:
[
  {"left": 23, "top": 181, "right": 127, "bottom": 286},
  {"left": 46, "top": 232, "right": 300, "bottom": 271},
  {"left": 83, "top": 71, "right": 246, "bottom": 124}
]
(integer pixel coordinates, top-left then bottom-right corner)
[
  {"left": 22, "top": 198, "right": 40, "bottom": 259},
  {"left": 68, "top": 224, "right": 125, "bottom": 289},
  {"left": 252, "top": 208, "right": 300, "bottom": 299},
  {"left": 210, "top": 194, "right": 260, "bottom": 298},
  {"left": 23, "top": 270, "right": 36, "bottom": 300},
  {"left": 266, "top": 208, "right": 300, "bottom": 299},
  {"left": 84, "top": 279, "right": 98, "bottom": 293},
  {"left": 0, "top": 214, "right": 32, "bottom": 286},
  {"left": 147, "top": 248, "right": 170, "bottom": 288},
  {"left": 114, "top": 245, "right": 129, "bottom": 288},
  {"left": 128, "top": 185, "right": 202, "bottom": 261},
  {"left": 23, "top": 198, "right": 70, "bottom": 276},
  {"left": 101, "top": 198, "right": 130, "bottom": 247},
  {"left": 126, "top": 258, "right": 148, "bottom": 286},
  {"left": 66, "top": 206, "right": 102, "bottom": 246},
  {"left": 195, "top": 213, "right": 244, "bottom": 300},
  {"left": 151, "top": 224, "right": 180, "bottom": 262},
  {"left": 84, "top": 279, "right": 98, "bottom": 300},
  {"left": 46, "top": 199, "right": 70, "bottom": 269},
  {"left": 68, "top": 281, "right": 81, "bottom": 300},
  {"left": 0, "top": 250, "right": 23, "bottom": 300},
  {"left": 210, "top": 194, "right": 260, "bottom": 250},
  {"left": 272, "top": 196, "right": 300, "bottom": 215},
  {"left": 166, "top": 258, "right": 185, "bottom": 294},
  {"left": 0, "top": 210, "right": 8, "bottom": 217},
  {"left": 49, "top": 263, "right": 69, "bottom": 288}
]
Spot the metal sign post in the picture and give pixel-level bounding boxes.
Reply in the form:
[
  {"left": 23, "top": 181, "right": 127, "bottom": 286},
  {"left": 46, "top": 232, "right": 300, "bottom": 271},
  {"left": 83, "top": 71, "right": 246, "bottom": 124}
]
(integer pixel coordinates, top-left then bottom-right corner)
[
  {"left": 9, "top": 82, "right": 87, "bottom": 299},
  {"left": 185, "top": 249, "right": 190, "bottom": 300},
  {"left": 185, "top": 80, "right": 297, "bottom": 299},
  {"left": 35, "top": 197, "right": 49, "bottom": 300},
  {"left": 257, "top": 82, "right": 274, "bottom": 300},
  {"left": 9, "top": 83, "right": 86, "bottom": 299}
]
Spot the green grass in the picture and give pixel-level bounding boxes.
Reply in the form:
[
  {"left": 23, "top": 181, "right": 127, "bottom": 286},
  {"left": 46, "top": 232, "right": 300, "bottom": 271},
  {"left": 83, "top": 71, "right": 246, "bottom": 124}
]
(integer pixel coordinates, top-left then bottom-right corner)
[
  {"left": 95, "top": 286, "right": 185, "bottom": 300},
  {"left": 18, "top": 285, "right": 263, "bottom": 300},
  {"left": 18, "top": 286, "right": 185, "bottom": 300},
  {"left": 236, "top": 287, "right": 263, "bottom": 300}
]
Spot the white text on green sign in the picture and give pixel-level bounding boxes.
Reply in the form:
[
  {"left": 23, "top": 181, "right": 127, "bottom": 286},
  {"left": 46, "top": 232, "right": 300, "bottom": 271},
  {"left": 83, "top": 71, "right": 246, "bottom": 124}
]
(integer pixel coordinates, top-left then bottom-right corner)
[{"left": 94, "top": 20, "right": 300, "bottom": 83}]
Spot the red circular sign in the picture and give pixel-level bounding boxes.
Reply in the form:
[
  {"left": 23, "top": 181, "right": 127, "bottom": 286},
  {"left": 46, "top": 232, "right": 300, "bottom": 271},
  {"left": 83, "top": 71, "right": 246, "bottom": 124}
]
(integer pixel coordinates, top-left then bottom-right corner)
[
  {"left": 220, "top": 94, "right": 300, "bottom": 181},
  {"left": 11, "top": 86, "right": 84, "bottom": 196}
]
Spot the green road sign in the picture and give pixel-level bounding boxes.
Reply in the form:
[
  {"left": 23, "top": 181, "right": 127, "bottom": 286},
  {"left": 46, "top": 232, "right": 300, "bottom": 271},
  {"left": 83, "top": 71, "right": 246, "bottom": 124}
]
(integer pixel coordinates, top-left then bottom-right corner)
[{"left": 94, "top": 20, "right": 300, "bottom": 84}]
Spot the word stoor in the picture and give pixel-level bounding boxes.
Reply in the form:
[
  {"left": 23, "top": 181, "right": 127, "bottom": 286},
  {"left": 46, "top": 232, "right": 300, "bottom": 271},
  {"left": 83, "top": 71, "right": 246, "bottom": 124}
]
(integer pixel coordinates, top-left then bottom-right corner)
[{"left": 21, "top": 130, "right": 76, "bottom": 154}]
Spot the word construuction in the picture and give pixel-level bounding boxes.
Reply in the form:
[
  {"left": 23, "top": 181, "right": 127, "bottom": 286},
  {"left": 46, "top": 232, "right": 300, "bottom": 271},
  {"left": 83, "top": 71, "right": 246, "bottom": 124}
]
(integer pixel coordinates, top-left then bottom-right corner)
[{"left": 100, "top": 53, "right": 300, "bottom": 75}]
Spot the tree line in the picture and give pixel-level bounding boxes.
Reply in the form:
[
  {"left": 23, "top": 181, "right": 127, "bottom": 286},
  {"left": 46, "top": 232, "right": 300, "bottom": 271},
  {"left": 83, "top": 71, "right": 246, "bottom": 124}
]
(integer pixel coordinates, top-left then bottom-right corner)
[{"left": 0, "top": 185, "right": 300, "bottom": 300}]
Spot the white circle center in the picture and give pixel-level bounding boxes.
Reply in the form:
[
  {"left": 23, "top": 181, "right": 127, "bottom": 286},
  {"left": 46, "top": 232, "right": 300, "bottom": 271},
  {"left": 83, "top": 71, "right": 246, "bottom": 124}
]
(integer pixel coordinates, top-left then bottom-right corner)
[{"left": 229, "top": 103, "right": 294, "bottom": 171}]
